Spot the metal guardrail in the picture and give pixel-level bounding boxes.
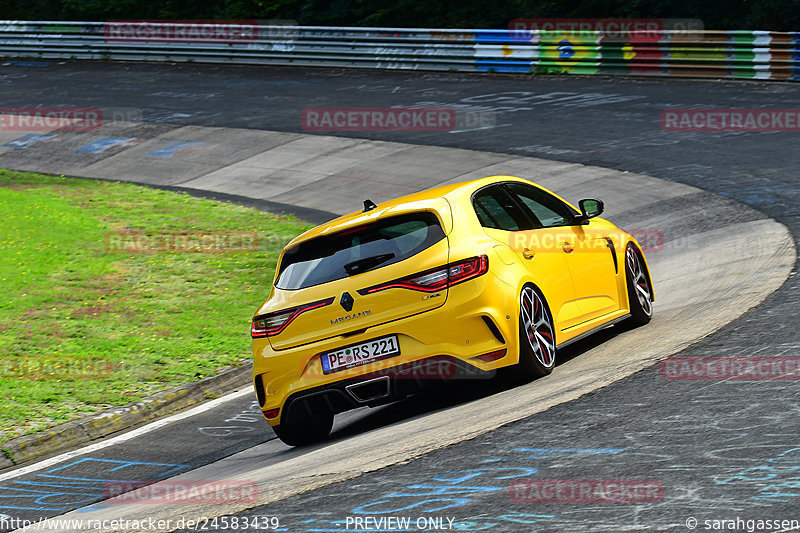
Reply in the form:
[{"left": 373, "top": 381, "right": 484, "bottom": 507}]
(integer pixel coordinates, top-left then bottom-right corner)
[{"left": 1, "top": 21, "right": 798, "bottom": 80}]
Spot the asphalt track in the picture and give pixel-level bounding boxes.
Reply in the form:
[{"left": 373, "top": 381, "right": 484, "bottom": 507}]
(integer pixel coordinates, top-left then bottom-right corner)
[{"left": 0, "top": 61, "right": 799, "bottom": 532}]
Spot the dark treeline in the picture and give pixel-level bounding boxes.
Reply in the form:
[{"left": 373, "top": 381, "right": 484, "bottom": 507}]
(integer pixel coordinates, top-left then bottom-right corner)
[{"left": 1, "top": 0, "right": 797, "bottom": 31}]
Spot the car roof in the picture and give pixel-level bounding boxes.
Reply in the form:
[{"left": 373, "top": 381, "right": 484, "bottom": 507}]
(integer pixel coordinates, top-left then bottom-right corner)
[{"left": 286, "top": 175, "right": 537, "bottom": 246}]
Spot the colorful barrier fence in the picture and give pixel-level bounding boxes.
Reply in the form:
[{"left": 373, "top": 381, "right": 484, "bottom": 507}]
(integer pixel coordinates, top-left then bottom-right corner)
[{"left": 0, "top": 21, "right": 798, "bottom": 81}]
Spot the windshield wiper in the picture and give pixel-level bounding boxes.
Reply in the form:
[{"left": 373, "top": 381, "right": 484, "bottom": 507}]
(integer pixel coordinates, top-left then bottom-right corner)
[{"left": 343, "top": 253, "right": 395, "bottom": 276}]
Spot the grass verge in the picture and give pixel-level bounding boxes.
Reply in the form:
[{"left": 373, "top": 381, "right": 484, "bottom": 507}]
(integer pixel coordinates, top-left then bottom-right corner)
[{"left": 0, "top": 169, "right": 312, "bottom": 442}]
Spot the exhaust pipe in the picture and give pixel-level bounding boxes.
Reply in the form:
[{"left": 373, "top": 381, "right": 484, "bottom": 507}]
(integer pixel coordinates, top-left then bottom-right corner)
[{"left": 345, "top": 376, "right": 391, "bottom": 403}]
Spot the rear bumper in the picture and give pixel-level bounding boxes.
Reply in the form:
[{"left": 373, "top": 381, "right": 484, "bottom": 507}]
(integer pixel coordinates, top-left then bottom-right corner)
[
  {"left": 252, "top": 273, "right": 517, "bottom": 425},
  {"left": 268, "top": 355, "right": 494, "bottom": 426}
]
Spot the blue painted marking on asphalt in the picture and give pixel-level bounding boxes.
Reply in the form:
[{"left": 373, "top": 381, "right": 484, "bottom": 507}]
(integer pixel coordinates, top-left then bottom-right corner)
[
  {"left": 2, "top": 133, "right": 57, "bottom": 149},
  {"left": 716, "top": 446, "right": 800, "bottom": 503},
  {"left": 0, "top": 485, "right": 99, "bottom": 507},
  {"left": 481, "top": 447, "right": 625, "bottom": 462},
  {"left": 345, "top": 451, "right": 623, "bottom": 520},
  {"left": 0, "top": 458, "right": 189, "bottom": 515},
  {"left": 433, "top": 467, "right": 537, "bottom": 483},
  {"left": 296, "top": 512, "right": 557, "bottom": 532},
  {"left": 0, "top": 504, "right": 65, "bottom": 511},
  {"left": 1, "top": 60, "right": 51, "bottom": 67},
  {"left": 75, "top": 138, "right": 139, "bottom": 153},
  {"left": 147, "top": 141, "right": 202, "bottom": 157},
  {"left": 41, "top": 457, "right": 189, "bottom": 482},
  {"left": 351, "top": 497, "right": 471, "bottom": 514},
  {"left": 384, "top": 484, "right": 505, "bottom": 497},
  {"left": 12, "top": 480, "right": 105, "bottom": 491}
]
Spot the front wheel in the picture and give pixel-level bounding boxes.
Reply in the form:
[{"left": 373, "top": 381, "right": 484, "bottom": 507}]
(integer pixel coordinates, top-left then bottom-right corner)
[
  {"left": 517, "top": 285, "right": 557, "bottom": 380},
  {"left": 623, "top": 243, "right": 653, "bottom": 326},
  {"left": 271, "top": 411, "right": 333, "bottom": 447}
]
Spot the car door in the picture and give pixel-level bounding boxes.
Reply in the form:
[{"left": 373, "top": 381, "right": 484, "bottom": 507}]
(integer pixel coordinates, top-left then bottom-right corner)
[
  {"left": 503, "top": 182, "right": 620, "bottom": 323},
  {"left": 472, "top": 185, "right": 583, "bottom": 331}
]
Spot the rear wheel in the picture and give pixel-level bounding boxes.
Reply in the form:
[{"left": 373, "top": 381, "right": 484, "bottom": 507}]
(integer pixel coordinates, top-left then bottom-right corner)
[
  {"left": 517, "top": 285, "right": 556, "bottom": 380},
  {"left": 623, "top": 243, "right": 653, "bottom": 326},
  {"left": 272, "top": 411, "right": 333, "bottom": 447}
]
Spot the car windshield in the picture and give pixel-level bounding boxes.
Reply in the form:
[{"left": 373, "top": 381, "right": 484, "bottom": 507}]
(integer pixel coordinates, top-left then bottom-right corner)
[{"left": 276, "top": 212, "right": 446, "bottom": 290}]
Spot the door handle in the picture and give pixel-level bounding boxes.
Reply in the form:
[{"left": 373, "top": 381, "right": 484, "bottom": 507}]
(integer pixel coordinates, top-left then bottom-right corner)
[
  {"left": 561, "top": 242, "right": 574, "bottom": 253},
  {"left": 522, "top": 248, "right": 535, "bottom": 260}
]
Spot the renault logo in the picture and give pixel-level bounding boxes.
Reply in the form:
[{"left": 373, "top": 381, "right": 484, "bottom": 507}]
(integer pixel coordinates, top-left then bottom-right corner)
[{"left": 340, "top": 292, "right": 354, "bottom": 312}]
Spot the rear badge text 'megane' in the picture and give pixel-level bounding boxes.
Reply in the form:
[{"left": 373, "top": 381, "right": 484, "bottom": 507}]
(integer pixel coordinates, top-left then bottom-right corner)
[{"left": 331, "top": 310, "right": 372, "bottom": 325}]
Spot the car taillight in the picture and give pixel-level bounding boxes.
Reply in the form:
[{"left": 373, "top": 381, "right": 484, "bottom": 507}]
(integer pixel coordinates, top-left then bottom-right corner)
[
  {"left": 251, "top": 297, "right": 334, "bottom": 338},
  {"left": 358, "top": 255, "right": 488, "bottom": 294},
  {"left": 474, "top": 348, "right": 507, "bottom": 362}
]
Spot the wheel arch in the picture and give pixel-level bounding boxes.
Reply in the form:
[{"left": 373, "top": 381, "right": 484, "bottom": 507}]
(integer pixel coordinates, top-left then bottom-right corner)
[
  {"left": 625, "top": 237, "right": 655, "bottom": 302},
  {"left": 517, "top": 280, "right": 559, "bottom": 347}
]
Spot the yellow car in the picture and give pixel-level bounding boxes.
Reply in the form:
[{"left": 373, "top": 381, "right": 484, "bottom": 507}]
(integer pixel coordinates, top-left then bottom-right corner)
[{"left": 251, "top": 175, "right": 653, "bottom": 446}]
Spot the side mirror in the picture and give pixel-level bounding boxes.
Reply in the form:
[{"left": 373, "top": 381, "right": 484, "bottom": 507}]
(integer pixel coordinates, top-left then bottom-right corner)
[{"left": 576, "top": 199, "right": 604, "bottom": 224}]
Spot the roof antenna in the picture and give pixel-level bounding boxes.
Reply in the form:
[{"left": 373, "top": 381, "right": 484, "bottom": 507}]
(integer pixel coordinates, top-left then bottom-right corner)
[{"left": 362, "top": 199, "right": 377, "bottom": 212}]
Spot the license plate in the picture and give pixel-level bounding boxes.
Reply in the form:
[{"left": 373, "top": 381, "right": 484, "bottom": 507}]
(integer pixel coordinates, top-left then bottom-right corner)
[{"left": 320, "top": 335, "right": 400, "bottom": 374}]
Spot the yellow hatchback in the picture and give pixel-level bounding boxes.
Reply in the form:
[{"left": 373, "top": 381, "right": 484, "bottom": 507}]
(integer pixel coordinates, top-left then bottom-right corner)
[{"left": 252, "top": 176, "right": 653, "bottom": 446}]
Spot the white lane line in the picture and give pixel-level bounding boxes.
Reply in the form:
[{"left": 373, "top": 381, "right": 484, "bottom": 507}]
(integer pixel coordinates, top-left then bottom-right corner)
[{"left": 0, "top": 388, "right": 253, "bottom": 482}]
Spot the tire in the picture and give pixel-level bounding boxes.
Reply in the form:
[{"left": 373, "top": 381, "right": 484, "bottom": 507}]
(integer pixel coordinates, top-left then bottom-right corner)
[
  {"left": 271, "top": 411, "right": 334, "bottom": 447},
  {"left": 623, "top": 243, "right": 653, "bottom": 326},
  {"left": 517, "top": 284, "right": 557, "bottom": 380}
]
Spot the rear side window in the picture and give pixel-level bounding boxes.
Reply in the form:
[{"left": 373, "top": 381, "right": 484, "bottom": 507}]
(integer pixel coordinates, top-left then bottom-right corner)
[
  {"left": 505, "top": 182, "right": 578, "bottom": 228},
  {"left": 276, "top": 212, "right": 446, "bottom": 290},
  {"left": 472, "top": 186, "right": 531, "bottom": 231}
]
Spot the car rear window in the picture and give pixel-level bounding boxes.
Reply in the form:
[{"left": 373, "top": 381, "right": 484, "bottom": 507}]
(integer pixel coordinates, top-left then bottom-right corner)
[{"left": 275, "top": 212, "right": 446, "bottom": 290}]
